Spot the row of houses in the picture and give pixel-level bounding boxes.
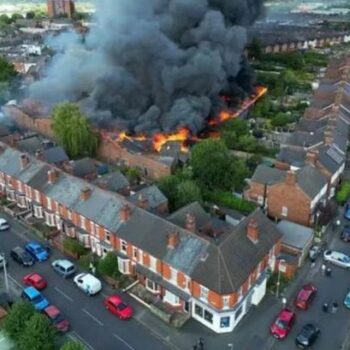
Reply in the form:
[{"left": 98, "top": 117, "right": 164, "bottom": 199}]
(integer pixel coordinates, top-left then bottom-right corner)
[
  {"left": 0, "top": 141, "right": 283, "bottom": 333},
  {"left": 245, "top": 55, "right": 350, "bottom": 227}
]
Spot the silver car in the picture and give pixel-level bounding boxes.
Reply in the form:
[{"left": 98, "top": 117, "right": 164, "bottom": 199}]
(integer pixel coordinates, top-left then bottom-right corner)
[
  {"left": 323, "top": 250, "right": 350, "bottom": 269},
  {"left": 51, "top": 259, "right": 76, "bottom": 278}
]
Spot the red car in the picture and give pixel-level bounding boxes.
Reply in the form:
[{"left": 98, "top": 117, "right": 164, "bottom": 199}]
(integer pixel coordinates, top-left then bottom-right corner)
[
  {"left": 270, "top": 308, "right": 295, "bottom": 340},
  {"left": 22, "top": 273, "right": 47, "bottom": 290},
  {"left": 104, "top": 295, "right": 134, "bottom": 320},
  {"left": 295, "top": 283, "right": 317, "bottom": 310},
  {"left": 43, "top": 305, "right": 70, "bottom": 333}
]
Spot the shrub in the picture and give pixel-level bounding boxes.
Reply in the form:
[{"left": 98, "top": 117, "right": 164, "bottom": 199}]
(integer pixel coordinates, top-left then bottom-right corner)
[
  {"left": 63, "top": 237, "right": 88, "bottom": 257},
  {"left": 60, "top": 340, "right": 85, "bottom": 350},
  {"left": 336, "top": 181, "right": 350, "bottom": 205},
  {"left": 97, "top": 252, "right": 120, "bottom": 278}
]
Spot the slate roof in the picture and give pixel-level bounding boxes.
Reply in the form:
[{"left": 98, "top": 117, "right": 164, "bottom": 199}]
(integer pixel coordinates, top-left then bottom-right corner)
[
  {"left": 72, "top": 158, "right": 96, "bottom": 178},
  {"left": 251, "top": 164, "right": 285, "bottom": 185},
  {"left": 93, "top": 171, "right": 129, "bottom": 192},
  {"left": 318, "top": 145, "right": 345, "bottom": 175},
  {"left": 42, "top": 146, "right": 69, "bottom": 164},
  {"left": 277, "top": 147, "right": 306, "bottom": 167},
  {"left": 283, "top": 129, "right": 324, "bottom": 148},
  {"left": 277, "top": 220, "right": 313, "bottom": 250},
  {"left": 129, "top": 185, "right": 168, "bottom": 209},
  {"left": 16, "top": 136, "right": 42, "bottom": 154},
  {"left": 296, "top": 165, "right": 327, "bottom": 199}
]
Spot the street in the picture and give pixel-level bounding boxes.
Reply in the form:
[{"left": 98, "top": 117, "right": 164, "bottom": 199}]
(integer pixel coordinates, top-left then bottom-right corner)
[{"left": 0, "top": 216, "right": 170, "bottom": 350}]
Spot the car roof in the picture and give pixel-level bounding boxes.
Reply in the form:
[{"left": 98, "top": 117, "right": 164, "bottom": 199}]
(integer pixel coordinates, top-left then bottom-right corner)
[
  {"left": 279, "top": 309, "right": 294, "bottom": 321},
  {"left": 78, "top": 273, "right": 100, "bottom": 284},
  {"left": 27, "top": 241, "right": 42, "bottom": 248},
  {"left": 55, "top": 259, "right": 74, "bottom": 268},
  {"left": 331, "top": 251, "right": 348, "bottom": 258},
  {"left": 298, "top": 284, "right": 315, "bottom": 300},
  {"left": 24, "top": 286, "right": 40, "bottom": 298},
  {"left": 12, "top": 246, "right": 25, "bottom": 254},
  {"left": 28, "top": 273, "right": 43, "bottom": 282},
  {"left": 44, "top": 305, "right": 60, "bottom": 317},
  {"left": 0, "top": 218, "right": 7, "bottom": 224},
  {"left": 108, "top": 295, "right": 122, "bottom": 304},
  {"left": 301, "top": 323, "right": 317, "bottom": 335}
]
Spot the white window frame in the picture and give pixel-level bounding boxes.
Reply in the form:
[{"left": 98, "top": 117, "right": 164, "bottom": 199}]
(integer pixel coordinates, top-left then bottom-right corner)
[
  {"left": 146, "top": 278, "right": 160, "bottom": 293},
  {"left": 169, "top": 267, "right": 177, "bottom": 284},
  {"left": 200, "top": 286, "right": 209, "bottom": 302},
  {"left": 17, "top": 180, "right": 23, "bottom": 193},
  {"left": 121, "top": 240, "right": 128, "bottom": 253},
  {"left": 80, "top": 216, "right": 86, "bottom": 230},
  {"left": 281, "top": 206, "right": 288, "bottom": 217},
  {"left": 90, "top": 222, "right": 96, "bottom": 236},
  {"left": 257, "top": 195, "right": 264, "bottom": 205},
  {"left": 237, "top": 286, "right": 243, "bottom": 302},
  {"left": 45, "top": 212, "right": 56, "bottom": 227},
  {"left": 78, "top": 232, "right": 90, "bottom": 248},
  {"left": 138, "top": 249, "right": 144, "bottom": 265},
  {"left": 33, "top": 205, "right": 43, "bottom": 219},
  {"left": 149, "top": 256, "right": 157, "bottom": 273},
  {"left": 17, "top": 194, "right": 27, "bottom": 208},
  {"left": 117, "top": 257, "right": 130, "bottom": 274},
  {"left": 223, "top": 295, "right": 230, "bottom": 309},
  {"left": 163, "top": 290, "right": 180, "bottom": 306},
  {"left": 132, "top": 247, "right": 138, "bottom": 261},
  {"left": 105, "top": 230, "right": 111, "bottom": 242},
  {"left": 67, "top": 209, "right": 72, "bottom": 221},
  {"left": 47, "top": 197, "right": 52, "bottom": 210},
  {"left": 7, "top": 188, "right": 16, "bottom": 202},
  {"left": 34, "top": 190, "right": 40, "bottom": 203}
]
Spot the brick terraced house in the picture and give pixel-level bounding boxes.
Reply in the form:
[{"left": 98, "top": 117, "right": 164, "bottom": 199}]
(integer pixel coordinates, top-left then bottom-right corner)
[{"left": 0, "top": 143, "right": 282, "bottom": 333}]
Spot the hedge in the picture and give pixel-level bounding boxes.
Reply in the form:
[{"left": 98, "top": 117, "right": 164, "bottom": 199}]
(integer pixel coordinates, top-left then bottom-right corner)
[{"left": 336, "top": 181, "right": 350, "bottom": 205}]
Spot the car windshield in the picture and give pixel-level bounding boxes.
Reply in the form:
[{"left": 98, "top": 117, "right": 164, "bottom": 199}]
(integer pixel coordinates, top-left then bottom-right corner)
[
  {"left": 340, "top": 256, "right": 350, "bottom": 263},
  {"left": 52, "top": 313, "right": 64, "bottom": 323},
  {"left": 275, "top": 319, "right": 287, "bottom": 329},
  {"left": 34, "top": 246, "right": 45, "bottom": 254},
  {"left": 117, "top": 303, "right": 128, "bottom": 311},
  {"left": 21, "top": 253, "right": 32, "bottom": 261},
  {"left": 32, "top": 294, "right": 43, "bottom": 303}
]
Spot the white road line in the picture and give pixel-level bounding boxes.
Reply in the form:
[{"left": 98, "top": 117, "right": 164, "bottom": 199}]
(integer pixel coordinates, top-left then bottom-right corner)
[
  {"left": 101, "top": 292, "right": 108, "bottom": 298},
  {"left": 113, "top": 333, "right": 136, "bottom": 350},
  {"left": 54, "top": 286, "right": 73, "bottom": 302},
  {"left": 82, "top": 308, "right": 104, "bottom": 326},
  {"left": 68, "top": 331, "right": 96, "bottom": 350},
  {"left": 8, "top": 274, "right": 22, "bottom": 288}
]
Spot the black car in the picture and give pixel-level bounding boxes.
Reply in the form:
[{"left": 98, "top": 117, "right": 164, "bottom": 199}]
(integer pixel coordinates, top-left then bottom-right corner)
[
  {"left": 341, "top": 225, "right": 350, "bottom": 242},
  {"left": 10, "top": 246, "right": 34, "bottom": 267},
  {"left": 295, "top": 324, "right": 320, "bottom": 348},
  {"left": 308, "top": 245, "right": 321, "bottom": 262}
]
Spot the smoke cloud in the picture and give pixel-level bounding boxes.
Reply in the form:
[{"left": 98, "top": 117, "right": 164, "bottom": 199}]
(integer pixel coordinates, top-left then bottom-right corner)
[{"left": 30, "top": 0, "right": 263, "bottom": 135}]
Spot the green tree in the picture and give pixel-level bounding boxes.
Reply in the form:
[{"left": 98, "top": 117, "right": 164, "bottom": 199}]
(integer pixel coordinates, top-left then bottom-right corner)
[
  {"left": 190, "top": 139, "right": 247, "bottom": 191},
  {"left": 63, "top": 237, "right": 88, "bottom": 257},
  {"left": 224, "top": 118, "right": 249, "bottom": 136},
  {"left": 176, "top": 180, "right": 202, "bottom": 208},
  {"left": 4, "top": 301, "right": 35, "bottom": 340},
  {"left": 248, "top": 37, "right": 263, "bottom": 59},
  {"left": 158, "top": 175, "right": 181, "bottom": 211},
  {"left": 11, "top": 13, "right": 23, "bottom": 22},
  {"left": 0, "top": 56, "right": 17, "bottom": 82},
  {"left": 26, "top": 11, "right": 36, "bottom": 19},
  {"left": 60, "top": 341, "right": 85, "bottom": 350},
  {"left": 52, "top": 102, "right": 99, "bottom": 158},
  {"left": 0, "top": 14, "right": 11, "bottom": 25},
  {"left": 17, "top": 313, "right": 56, "bottom": 350},
  {"left": 97, "top": 252, "right": 120, "bottom": 278}
]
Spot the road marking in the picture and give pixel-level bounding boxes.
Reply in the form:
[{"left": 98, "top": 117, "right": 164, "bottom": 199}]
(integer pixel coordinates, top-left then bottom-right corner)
[
  {"left": 82, "top": 308, "right": 104, "bottom": 326},
  {"left": 113, "top": 333, "right": 136, "bottom": 350},
  {"left": 68, "top": 331, "right": 96, "bottom": 350},
  {"left": 54, "top": 287, "right": 73, "bottom": 302},
  {"left": 8, "top": 274, "right": 22, "bottom": 288},
  {"left": 101, "top": 292, "right": 108, "bottom": 298}
]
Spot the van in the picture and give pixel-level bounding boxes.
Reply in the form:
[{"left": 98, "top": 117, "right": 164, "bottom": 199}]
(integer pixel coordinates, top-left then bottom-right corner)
[
  {"left": 73, "top": 273, "right": 102, "bottom": 296},
  {"left": 0, "top": 218, "right": 9, "bottom": 231},
  {"left": 51, "top": 259, "right": 76, "bottom": 278}
]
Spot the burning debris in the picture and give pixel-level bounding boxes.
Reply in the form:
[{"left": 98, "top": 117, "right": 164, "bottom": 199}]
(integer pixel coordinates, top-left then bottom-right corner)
[{"left": 30, "top": 0, "right": 264, "bottom": 136}]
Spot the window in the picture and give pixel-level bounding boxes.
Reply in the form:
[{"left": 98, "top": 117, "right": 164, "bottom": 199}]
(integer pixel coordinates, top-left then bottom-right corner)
[
  {"left": 138, "top": 249, "right": 144, "bottom": 265},
  {"left": 90, "top": 223, "right": 96, "bottom": 236},
  {"left": 204, "top": 310, "right": 213, "bottom": 324},
  {"left": 235, "top": 305, "right": 243, "bottom": 321},
  {"left": 80, "top": 216, "right": 86, "bottom": 230},
  {"left": 169, "top": 267, "right": 177, "bottom": 283},
  {"left": 105, "top": 230, "right": 111, "bottom": 242},
  {"left": 220, "top": 316, "right": 230, "bottom": 328},
  {"left": 17, "top": 181, "right": 23, "bottom": 193},
  {"left": 34, "top": 190, "right": 40, "bottom": 203},
  {"left": 118, "top": 257, "right": 130, "bottom": 274},
  {"left": 257, "top": 195, "right": 264, "bottom": 205},
  {"left": 45, "top": 212, "right": 56, "bottom": 227},
  {"left": 195, "top": 304, "right": 203, "bottom": 317},
  {"left": 132, "top": 247, "right": 138, "bottom": 260},
  {"left": 7, "top": 189, "right": 15, "bottom": 202},
  {"left": 281, "top": 206, "right": 288, "bottom": 217},
  {"left": 223, "top": 296, "right": 230, "bottom": 309},
  {"left": 163, "top": 290, "right": 180, "bottom": 306},
  {"left": 67, "top": 210, "right": 72, "bottom": 221},
  {"left": 78, "top": 233, "right": 90, "bottom": 248},
  {"left": 33, "top": 205, "right": 43, "bottom": 218},
  {"left": 200, "top": 286, "right": 209, "bottom": 301},
  {"left": 47, "top": 197, "right": 52, "bottom": 210},
  {"left": 17, "top": 194, "right": 26, "bottom": 208},
  {"left": 149, "top": 256, "right": 157, "bottom": 272},
  {"left": 121, "top": 240, "right": 127, "bottom": 253},
  {"left": 237, "top": 287, "right": 243, "bottom": 302},
  {"left": 146, "top": 279, "right": 159, "bottom": 292}
]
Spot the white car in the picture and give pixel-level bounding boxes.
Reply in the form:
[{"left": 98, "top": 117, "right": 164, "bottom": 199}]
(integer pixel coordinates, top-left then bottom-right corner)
[
  {"left": 73, "top": 273, "right": 102, "bottom": 296},
  {"left": 0, "top": 218, "right": 9, "bottom": 231},
  {"left": 323, "top": 250, "right": 350, "bottom": 269}
]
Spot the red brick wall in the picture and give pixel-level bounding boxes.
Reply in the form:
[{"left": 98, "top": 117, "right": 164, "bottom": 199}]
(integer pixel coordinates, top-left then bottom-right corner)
[{"left": 244, "top": 182, "right": 265, "bottom": 203}]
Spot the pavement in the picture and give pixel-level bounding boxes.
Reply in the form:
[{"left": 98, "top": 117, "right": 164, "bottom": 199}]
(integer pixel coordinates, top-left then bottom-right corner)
[{"left": 1, "top": 212, "right": 350, "bottom": 350}]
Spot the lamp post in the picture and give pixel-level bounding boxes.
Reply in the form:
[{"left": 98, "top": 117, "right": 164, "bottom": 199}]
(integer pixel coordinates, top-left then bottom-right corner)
[
  {"left": 276, "top": 259, "right": 286, "bottom": 299},
  {"left": 1, "top": 253, "right": 9, "bottom": 293},
  {"left": 228, "top": 344, "right": 233, "bottom": 350}
]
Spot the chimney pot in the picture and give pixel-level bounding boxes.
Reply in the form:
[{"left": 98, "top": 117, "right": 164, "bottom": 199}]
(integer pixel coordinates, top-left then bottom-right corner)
[
  {"left": 80, "top": 187, "right": 91, "bottom": 201},
  {"left": 247, "top": 218, "right": 259, "bottom": 243},
  {"left": 137, "top": 193, "right": 149, "bottom": 209},
  {"left": 47, "top": 168, "right": 58, "bottom": 184},
  {"left": 120, "top": 204, "right": 131, "bottom": 222},
  {"left": 285, "top": 170, "right": 297, "bottom": 185},
  {"left": 20, "top": 154, "right": 29, "bottom": 169},
  {"left": 35, "top": 149, "right": 44, "bottom": 160},
  {"left": 185, "top": 213, "right": 196, "bottom": 232},
  {"left": 306, "top": 150, "right": 318, "bottom": 166},
  {"left": 167, "top": 231, "right": 180, "bottom": 249},
  {"left": 324, "top": 130, "right": 334, "bottom": 145}
]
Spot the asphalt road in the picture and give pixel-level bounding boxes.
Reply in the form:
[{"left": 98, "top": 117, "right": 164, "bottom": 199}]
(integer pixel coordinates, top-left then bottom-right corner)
[
  {"left": 271, "top": 222, "right": 350, "bottom": 350},
  {"left": 0, "top": 216, "right": 169, "bottom": 350}
]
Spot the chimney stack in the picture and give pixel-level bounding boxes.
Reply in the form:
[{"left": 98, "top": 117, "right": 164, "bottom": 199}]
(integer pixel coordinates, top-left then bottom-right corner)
[
  {"left": 80, "top": 187, "right": 91, "bottom": 201},
  {"left": 324, "top": 130, "right": 334, "bottom": 145},
  {"left": 185, "top": 213, "right": 196, "bottom": 233},
  {"left": 285, "top": 170, "right": 297, "bottom": 185},
  {"left": 167, "top": 231, "right": 180, "bottom": 249},
  {"left": 247, "top": 218, "right": 259, "bottom": 243},
  {"left": 137, "top": 193, "right": 149, "bottom": 209},
  {"left": 35, "top": 149, "right": 44, "bottom": 160},
  {"left": 120, "top": 204, "right": 131, "bottom": 222},
  {"left": 20, "top": 154, "right": 29, "bottom": 169},
  {"left": 47, "top": 168, "right": 58, "bottom": 184},
  {"left": 306, "top": 150, "right": 318, "bottom": 166}
]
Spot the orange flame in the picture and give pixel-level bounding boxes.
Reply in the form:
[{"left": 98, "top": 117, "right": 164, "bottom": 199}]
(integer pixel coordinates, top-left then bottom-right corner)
[{"left": 152, "top": 127, "right": 192, "bottom": 152}]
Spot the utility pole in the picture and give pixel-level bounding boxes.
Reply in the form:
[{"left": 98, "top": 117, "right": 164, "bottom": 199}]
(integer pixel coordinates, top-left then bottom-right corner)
[{"left": 2, "top": 253, "right": 9, "bottom": 293}]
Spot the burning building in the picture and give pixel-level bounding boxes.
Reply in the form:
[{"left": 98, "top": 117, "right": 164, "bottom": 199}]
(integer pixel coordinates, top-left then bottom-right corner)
[{"left": 47, "top": 0, "right": 75, "bottom": 18}]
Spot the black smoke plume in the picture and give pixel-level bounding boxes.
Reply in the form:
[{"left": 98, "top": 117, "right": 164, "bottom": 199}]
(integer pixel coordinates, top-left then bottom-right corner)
[{"left": 30, "top": 0, "right": 263, "bottom": 135}]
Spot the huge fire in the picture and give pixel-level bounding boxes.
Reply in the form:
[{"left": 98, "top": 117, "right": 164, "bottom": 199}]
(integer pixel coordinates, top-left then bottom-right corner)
[{"left": 103, "top": 86, "right": 267, "bottom": 153}]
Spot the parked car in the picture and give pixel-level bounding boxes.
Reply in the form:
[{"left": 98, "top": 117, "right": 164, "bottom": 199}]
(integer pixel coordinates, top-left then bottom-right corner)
[
  {"left": 344, "top": 291, "right": 350, "bottom": 309},
  {"left": 295, "top": 283, "right": 317, "bottom": 310},
  {"left": 323, "top": 250, "right": 350, "bottom": 269},
  {"left": 21, "top": 286, "right": 49, "bottom": 311},
  {"left": 43, "top": 305, "right": 70, "bottom": 333},
  {"left": 25, "top": 241, "right": 49, "bottom": 262},
  {"left": 344, "top": 202, "right": 350, "bottom": 220},
  {"left": 73, "top": 273, "right": 102, "bottom": 296},
  {"left": 10, "top": 246, "right": 34, "bottom": 267},
  {"left": 308, "top": 245, "right": 321, "bottom": 262},
  {"left": 0, "top": 254, "right": 8, "bottom": 269},
  {"left": 341, "top": 225, "right": 350, "bottom": 242},
  {"left": 295, "top": 323, "right": 320, "bottom": 348},
  {"left": 104, "top": 295, "right": 134, "bottom": 320},
  {"left": 51, "top": 259, "right": 76, "bottom": 278},
  {"left": 0, "top": 218, "right": 9, "bottom": 231},
  {"left": 270, "top": 308, "right": 296, "bottom": 340},
  {"left": 22, "top": 273, "right": 47, "bottom": 290}
]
